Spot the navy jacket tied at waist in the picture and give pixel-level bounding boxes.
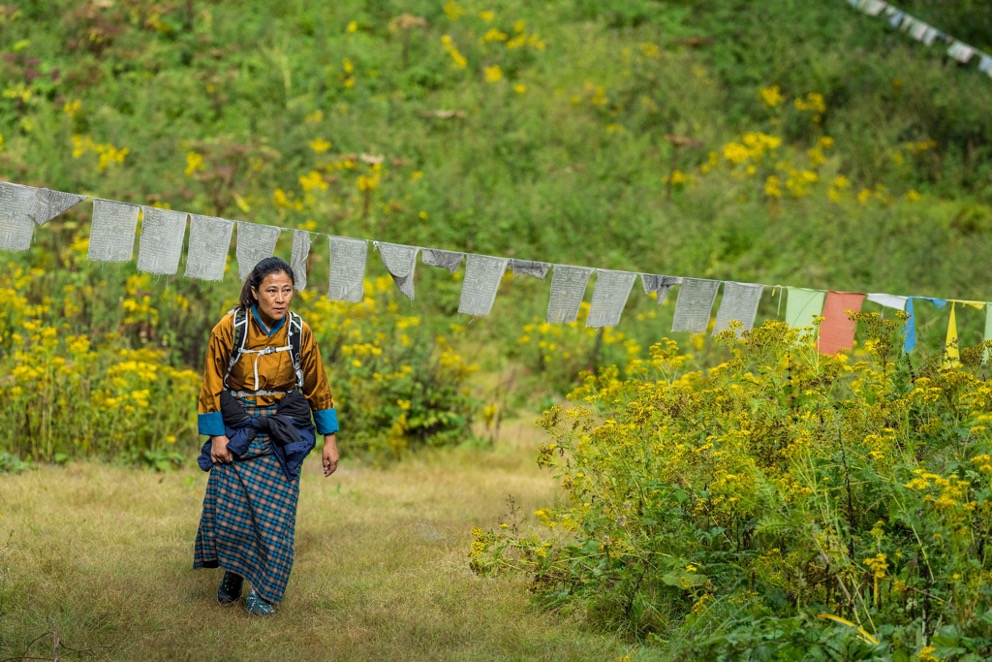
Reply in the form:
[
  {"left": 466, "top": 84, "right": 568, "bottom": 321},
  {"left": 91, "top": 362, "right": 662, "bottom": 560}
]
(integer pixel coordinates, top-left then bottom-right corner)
[{"left": 197, "top": 390, "right": 316, "bottom": 481}]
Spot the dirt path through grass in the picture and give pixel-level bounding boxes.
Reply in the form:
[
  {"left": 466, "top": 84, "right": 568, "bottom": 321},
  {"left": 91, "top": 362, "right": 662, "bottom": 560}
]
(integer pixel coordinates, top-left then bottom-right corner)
[{"left": 0, "top": 417, "right": 642, "bottom": 661}]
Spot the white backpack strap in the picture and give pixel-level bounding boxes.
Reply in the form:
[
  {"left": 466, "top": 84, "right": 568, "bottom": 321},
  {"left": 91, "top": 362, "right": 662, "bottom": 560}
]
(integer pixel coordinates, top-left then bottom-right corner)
[{"left": 243, "top": 345, "right": 292, "bottom": 391}]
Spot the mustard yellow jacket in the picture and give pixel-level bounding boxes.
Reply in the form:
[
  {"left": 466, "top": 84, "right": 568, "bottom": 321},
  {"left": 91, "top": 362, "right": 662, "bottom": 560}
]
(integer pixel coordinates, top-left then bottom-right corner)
[{"left": 197, "top": 308, "right": 337, "bottom": 436}]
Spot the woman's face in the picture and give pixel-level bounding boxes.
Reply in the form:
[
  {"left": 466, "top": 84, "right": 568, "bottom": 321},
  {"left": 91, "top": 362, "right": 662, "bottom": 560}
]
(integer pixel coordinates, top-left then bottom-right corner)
[{"left": 251, "top": 271, "right": 294, "bottom": 326}]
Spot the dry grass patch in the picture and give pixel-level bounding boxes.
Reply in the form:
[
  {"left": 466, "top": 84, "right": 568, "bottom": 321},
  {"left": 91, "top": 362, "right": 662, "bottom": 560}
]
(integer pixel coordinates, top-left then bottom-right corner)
[{"left": 0, "top": 418, "right": 651, "bottom": 661}]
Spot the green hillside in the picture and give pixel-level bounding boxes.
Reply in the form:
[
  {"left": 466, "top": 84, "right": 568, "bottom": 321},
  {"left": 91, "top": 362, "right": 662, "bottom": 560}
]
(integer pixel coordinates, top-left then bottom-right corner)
[{"left": 4, "top": 0, "right": 992, "bottom": 289}]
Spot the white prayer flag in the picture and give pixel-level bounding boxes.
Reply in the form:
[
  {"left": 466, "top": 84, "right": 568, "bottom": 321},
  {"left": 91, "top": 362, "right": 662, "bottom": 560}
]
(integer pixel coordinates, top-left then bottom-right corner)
[
  {"left": 290, "top": 230, "right": 311, "bottom": 292},
  {"left": 0, "top": 182, "right": 36, "bottom": 251},
  {"left": 185, "top": 213, "right": 234, "bottom": 281},
  {"left": 863, "top": 1, "right": 887, "bottom": 17},
  {"left": 421, "top": 248, "right": 464, "bottom": 273},
  {"left": 948, "top": 41, "right": 975, "bottom": 63},
  {"left": 547, "top": 265, "right": 592, "bottom": 324},
  {"left": 328, "top": 236, "right": 367, "bottom": 302},
  {"left": 0, "top": 182, "right": 35, "bottom": 251},
  {"left": 509, "top": 259, "right": 550, "bottom": 279},
  {"left": 671, "top": 278, "right": 720, "bottom": 333},
  {"left": 458, "top": 254, "right": 508, "bottom": 316},
  {"left": 88, "top": 199, "right": 139, "bottom": 262},
  {"left": 641, "top": 273, "right": 681, "bottom": 305},
  {"left": 137, "top": 206, "right": 187, "bottom": 275},
  {"left": 867, "top": 293, "right": 908, "bottom": 310},
  {"left": 236, "top": 222, "right": 281, "bottom": 282},
  {"left": 713, "top": 281, "right": 764, "bottom": 337},
  {"left": 33, "top": 187, "right": 85, "bottom": 226},
  {"left": 587, "top": 270, "right": 636, "bottom": 328},
  {"left": 376, "top": 242, "right": 420, "bottom": 300},
  {"left": 979, "top": 54, "right": 992, "bottom": 77},
  {"left": 907, "top": 18, "right": 930, "bottom": 42}
]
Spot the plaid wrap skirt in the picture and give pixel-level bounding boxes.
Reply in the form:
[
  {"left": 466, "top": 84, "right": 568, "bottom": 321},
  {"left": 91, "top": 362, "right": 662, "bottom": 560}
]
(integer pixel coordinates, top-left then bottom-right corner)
[{"left": 193, "top": 400, "right": 300, "bottom": 604}]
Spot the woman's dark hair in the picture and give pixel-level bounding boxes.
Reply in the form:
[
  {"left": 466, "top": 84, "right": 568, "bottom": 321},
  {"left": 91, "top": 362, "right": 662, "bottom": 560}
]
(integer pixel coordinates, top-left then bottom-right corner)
[{"left": 239, "top": 257, "right": 295, "bottom": 310}]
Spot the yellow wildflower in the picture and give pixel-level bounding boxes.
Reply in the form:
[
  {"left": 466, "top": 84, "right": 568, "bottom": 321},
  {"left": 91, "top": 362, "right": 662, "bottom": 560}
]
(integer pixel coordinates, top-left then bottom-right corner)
[
  {"left": 185, "top": 151, "right": 205, "bottom": 176},
  {"left": 482, "top": 27, "right": 507, "bottom": 42},
  {"left": 63, "top": 99, "right": 83, "bottom": 118},
  {"left": 761, "top": 85, "right": 784, "bottom": 108},
  {"left": 309, "top": 137, "right": 332, "bottom": 153},
  {"left": 764, "top": 176, "right": 782, "bottom": 198},
  {"left": 441, "top": 35, "right": 468, "bottom": 68},
  {"left": 483, "top": 64, "right": 503, "bottom": 83},
  {"left": 299, "top": 170, "right": 328, "bottom": 192},
  {"left": 443, "top": 0, "right": 464, "bottom": 20}
]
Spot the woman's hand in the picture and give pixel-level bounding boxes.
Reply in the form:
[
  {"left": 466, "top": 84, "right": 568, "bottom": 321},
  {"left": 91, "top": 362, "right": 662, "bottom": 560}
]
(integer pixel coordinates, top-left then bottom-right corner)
[
  {"left": 210, "top": 435, "right": 233, "bottom": 464},
  {"left": 322, "top": 434, "right": 339, "bottom": 477}
]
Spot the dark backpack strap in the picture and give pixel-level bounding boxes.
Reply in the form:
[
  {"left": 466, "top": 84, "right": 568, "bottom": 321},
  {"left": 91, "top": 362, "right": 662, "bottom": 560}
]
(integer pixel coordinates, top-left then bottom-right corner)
[
  {"left": 224, "top": 307, "right": 249, "bottom": 389},
  {"left": 287, "top": 311, "right": 304, "bottom": 389}
]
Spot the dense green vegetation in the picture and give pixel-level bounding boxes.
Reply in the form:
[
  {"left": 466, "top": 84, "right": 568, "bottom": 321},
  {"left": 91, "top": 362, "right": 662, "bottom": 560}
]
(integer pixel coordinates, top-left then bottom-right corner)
[
  {"left": 476, "top": 316, "right": 992, "bottom": 658},
  {"left": 4, "top": 0, "right": 992, "bottom": 656}
]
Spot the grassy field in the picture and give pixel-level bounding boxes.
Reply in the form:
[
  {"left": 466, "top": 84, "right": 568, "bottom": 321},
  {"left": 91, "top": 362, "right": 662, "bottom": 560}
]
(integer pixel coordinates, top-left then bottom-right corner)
[{"left": 0, "top": 415, "right": 650, "bottom": 662}]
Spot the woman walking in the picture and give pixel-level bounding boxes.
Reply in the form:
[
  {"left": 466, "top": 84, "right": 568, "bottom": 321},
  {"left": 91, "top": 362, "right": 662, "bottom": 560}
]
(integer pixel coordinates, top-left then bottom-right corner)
[{"left": 193, "top": 256, "right": 339, "bottom": 616}]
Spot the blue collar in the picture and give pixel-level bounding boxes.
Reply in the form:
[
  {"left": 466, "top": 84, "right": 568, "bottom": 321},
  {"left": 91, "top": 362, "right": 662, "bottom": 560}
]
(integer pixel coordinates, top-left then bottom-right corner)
[{"left": 252, "top": 305, "right": 286, "bottom": 336}]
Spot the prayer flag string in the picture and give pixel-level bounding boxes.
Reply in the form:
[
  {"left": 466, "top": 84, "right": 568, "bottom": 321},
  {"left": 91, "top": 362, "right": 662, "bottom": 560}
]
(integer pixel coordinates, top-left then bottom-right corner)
[{"left": 0, "top": 179, "right": 989, "bottom": 355}]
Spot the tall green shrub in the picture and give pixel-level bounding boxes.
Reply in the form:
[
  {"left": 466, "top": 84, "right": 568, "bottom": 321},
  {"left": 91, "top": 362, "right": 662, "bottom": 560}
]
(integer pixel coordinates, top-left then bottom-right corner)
[{"left": 474, "top": 315, "right": 992, "bottom": 658}]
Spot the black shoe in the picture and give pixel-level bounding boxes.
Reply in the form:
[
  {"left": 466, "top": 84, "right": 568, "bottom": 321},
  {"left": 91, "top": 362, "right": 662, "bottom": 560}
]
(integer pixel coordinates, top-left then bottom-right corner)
[
  {"left": 246, "top": 588, "right": 275, "bottom": 616},
  {"left": 217, "top": 571, "right": 243, "bottom": 605}
]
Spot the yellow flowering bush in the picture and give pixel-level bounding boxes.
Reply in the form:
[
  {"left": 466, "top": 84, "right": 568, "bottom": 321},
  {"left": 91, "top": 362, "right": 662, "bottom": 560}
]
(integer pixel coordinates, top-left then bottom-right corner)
[
  {"left": 512, "top": 301, "right": 643, "bottom": 395},
  {"left": 0, "top": 249, "right": 210, "bottom": 468},
  {"left": 474, "top": 314, "right": 992, "bottom": 657},
  {"left": 0, "top": 272, "right": 478, "bottom": 468},
  {"left": 1, "top": 315, "right": 198, "bottom": 466}
]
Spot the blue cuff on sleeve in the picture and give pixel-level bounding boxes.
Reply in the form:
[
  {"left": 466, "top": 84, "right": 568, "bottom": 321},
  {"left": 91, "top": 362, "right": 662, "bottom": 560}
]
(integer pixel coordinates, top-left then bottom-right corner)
[
  {"left": 313, "top": 408, "right": 339, "bottom": 435},
  {"left": 198, "top": 412, "right": 226, "bottom": 436}
]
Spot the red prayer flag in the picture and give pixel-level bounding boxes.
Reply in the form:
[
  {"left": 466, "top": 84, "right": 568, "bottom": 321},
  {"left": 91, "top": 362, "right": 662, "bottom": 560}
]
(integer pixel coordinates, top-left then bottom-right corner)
[{"left": 819, "top": 291, "right": 866, "bottom": 355}]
